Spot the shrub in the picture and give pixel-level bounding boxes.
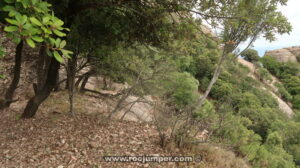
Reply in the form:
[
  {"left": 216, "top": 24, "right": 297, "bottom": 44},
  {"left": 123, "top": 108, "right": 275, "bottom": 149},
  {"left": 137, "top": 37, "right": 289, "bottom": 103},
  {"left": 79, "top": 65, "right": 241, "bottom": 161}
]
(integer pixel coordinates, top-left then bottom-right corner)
[
  {"left": 261, "top": 55, "right": 281, "bottom": 76},
  {"left": 210, "top": 79, "right": 233, "bottom": 99},
  {"left": 292, "top": 95, "right": 300, "bottom": 110},
  {"left": 274, "top": 82, "right": 293, "bottom": 102},
  {"left": 257, "top": 68, "right": 272, "bottom": 82},
  {"left": 240, "top": 49, "right": 260, "bottom": 62}
]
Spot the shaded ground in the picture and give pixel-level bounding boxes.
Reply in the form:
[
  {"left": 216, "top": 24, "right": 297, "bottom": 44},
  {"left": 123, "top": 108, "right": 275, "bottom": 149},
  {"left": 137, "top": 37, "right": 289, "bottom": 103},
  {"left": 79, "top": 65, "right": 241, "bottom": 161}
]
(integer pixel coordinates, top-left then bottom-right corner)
[{"left": 0, "top": 106, "right": 180, "bottom": 168}]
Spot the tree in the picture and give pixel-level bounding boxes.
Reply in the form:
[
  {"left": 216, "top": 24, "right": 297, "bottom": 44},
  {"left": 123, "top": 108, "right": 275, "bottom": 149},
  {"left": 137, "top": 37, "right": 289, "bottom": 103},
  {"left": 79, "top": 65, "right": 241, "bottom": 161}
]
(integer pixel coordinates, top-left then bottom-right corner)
[
  {"left": 0, "top": 0, "right": 72, "bottom": 116},
  {"left": 240, "top": 49, "right": 260, "bottom": 62},
  {"left": 194, "top": 0, "right": 292, "bottom": 111}
]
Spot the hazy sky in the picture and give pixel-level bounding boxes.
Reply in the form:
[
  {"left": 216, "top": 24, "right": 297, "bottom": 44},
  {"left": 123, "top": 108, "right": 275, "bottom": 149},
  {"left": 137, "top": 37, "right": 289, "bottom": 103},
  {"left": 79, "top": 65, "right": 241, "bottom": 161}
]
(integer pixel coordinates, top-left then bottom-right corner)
[{"left": 245, "top": 0, "right": 300, "bottom": 56}]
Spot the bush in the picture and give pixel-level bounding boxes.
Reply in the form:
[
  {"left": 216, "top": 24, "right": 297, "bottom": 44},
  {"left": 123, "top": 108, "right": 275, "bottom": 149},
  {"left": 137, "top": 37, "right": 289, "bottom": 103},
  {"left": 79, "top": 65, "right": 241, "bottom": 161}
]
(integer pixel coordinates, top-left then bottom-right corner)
[
  {"left": 282, "top": 76, "right": 300, "bottom": 95},
  {"left": 261, "top": 55, "right": 281, "bottom": 76},
  {"left": 292, "top": 95, "right": 300, "bottom": 110},
  {"left": 240, "top": 49, "right": 260, "bottom": 62},
  {"left": 257, "top": 68, "right": 272, "bottom": 82},
  {"left": 210, "top": 79, "right": 233, "bottom": 99},
  {"left": 168, "top": 72, "right": 200, "bottom": 108},
  {"left": 274, "top": 82, "right": 293, "bottom": 102}
]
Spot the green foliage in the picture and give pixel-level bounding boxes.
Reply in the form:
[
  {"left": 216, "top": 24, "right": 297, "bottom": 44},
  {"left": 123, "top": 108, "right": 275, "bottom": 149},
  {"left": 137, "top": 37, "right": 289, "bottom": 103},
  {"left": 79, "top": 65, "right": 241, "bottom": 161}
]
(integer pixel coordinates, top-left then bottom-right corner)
[
  {"left": 257, "top": 68, "right": 272, "bottom": 82},
  {"left": 167, "top": 72, "right": 199, "bottom": 108},
  {"left": 241, "top": 49, "right": 260, "bottom": 62},
  {"left": 266, "top": 131, "right": 283, "bottom": 147},
  {"left": 210, "top": 79, "right": 233, "bottom": 99},
  {"left": 274, "top": 82, "right": 293, "bottom": 102},
  {"left": 1, "top": 0, "right": 72, "bottom": 62},
  {"left": 292, "top": 95, "right": 300, "bottom": 110},
  {"left": 261, "top": 55, "right": 281, "bottom": 75},
  {"left": 282, "top": 76, "right": 300, "bottom": 95},
  {"left": 297, "top": 55, "right": 300, "bottom": 63}
]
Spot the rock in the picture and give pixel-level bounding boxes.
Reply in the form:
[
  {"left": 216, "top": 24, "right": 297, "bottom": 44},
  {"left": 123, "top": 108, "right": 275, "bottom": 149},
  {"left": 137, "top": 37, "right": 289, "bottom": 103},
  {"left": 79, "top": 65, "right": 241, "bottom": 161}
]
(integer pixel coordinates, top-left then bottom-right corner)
[
  {"left": 89, "top": 142, "right": 99, "bottom": 148},
  {"left": 264, "top": 47, "right": 300, "bottom": 63}
]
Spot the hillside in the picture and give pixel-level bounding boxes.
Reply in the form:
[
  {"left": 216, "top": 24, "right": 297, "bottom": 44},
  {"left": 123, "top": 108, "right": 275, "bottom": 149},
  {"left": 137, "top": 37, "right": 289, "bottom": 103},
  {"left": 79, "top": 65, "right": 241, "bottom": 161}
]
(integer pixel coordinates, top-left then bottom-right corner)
[
  {"left": 1, "top": 1, "right": 300, "bottom": 168},
  {"left": 237, "top": 57, "right": 294, "bottom": 117}
]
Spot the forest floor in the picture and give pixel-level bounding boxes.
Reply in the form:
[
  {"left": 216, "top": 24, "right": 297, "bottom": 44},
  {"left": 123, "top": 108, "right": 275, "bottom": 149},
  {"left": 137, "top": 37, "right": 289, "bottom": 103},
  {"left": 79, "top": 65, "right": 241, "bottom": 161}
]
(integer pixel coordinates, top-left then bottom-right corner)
[{"left": 0, "top": 94, "right": 185, "bottom": 168}]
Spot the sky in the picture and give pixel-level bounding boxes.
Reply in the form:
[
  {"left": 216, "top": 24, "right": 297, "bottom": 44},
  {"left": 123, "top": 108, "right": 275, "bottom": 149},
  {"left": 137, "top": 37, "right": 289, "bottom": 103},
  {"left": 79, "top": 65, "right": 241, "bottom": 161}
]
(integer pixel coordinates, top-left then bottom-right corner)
[{"left": 240, "top": 0, "right": 300, "bottom": 56}]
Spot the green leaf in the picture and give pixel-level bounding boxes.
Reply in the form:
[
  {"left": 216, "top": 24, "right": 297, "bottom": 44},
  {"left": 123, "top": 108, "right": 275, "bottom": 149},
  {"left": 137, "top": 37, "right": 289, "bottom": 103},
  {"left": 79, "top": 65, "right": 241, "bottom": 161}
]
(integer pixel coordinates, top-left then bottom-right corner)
[
  {"left": 53, "top": 29, "right": 66, "bottom": 37},
  {"left": 42, "top": 16, "right": 50, "bottom": 24},
  {"left": 21, "top": 15, "right": 27, "bottom": 25},
  {"left": 2, "top": 5, "right": 14, "bottom": 12},
  {"left": 30, "top": 17, "right": 42, "bottom": 26},
  {"left": 53, "top": 51, "right": 63, "bottom": 63},
  {"left": 5, "top": 18, "right": 19, "bottom": 25},
  {"left": 53, "top": 19, "right": 64, "bottom": 27},
  {"left": 46, "top": 49, "right": 52, "bottom": 56},
  {"left": 59, "top": 40, "right": 66, "bottom": 48},
  {"left": 31, "top": 36, "right": 44, "bottom": 42},
  {"left": 8, "top": 10, "right": 19, "bottom": 17},
  {"left": 4, "top": 26, "right": 19, "bottom": 32},
  {"left": 61, "top": 49, "right": 73, "bottom": 59},
  {"left": 55, "top": 38, "right": 61, "bottom": 48},
  {"left": 26, "top": 38, "right": 36, "bottom": 48},
  {"left": 12, "top": 37, "right": 21, "bottom": 44}
]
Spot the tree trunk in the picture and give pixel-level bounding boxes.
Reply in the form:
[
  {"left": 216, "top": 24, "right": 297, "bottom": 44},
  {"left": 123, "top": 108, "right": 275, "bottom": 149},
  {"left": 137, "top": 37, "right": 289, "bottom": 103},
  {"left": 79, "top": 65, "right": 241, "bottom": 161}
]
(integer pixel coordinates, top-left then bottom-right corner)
[
  {"left": 80, "top": 72, "right": 91, "bottom": 92},
  {"left": 196, "top": 49, "right": 230, "bottom": 109},
  {"left": 21, "top": 57, "right": 60, "bottom": 118},
  {"left": 3, "top": 41, "right": 24, "bottom": 108},
  {"left": 36, "top": 44, "right": 47, "bottom": 91},
  {"left": 68, "top": 54, "right": 77, "bottom": 115}
]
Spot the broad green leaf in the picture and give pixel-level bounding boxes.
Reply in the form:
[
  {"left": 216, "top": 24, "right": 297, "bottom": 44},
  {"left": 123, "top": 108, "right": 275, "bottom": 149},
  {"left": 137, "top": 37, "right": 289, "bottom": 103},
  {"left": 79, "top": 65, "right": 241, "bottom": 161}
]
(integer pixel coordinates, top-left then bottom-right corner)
[
  {"left": 42, "top": 16, "right": 50, "bottom": 24},
  {"left": 5, "top": 18, "right": 18, "bottom": 25},
  {"left": 8, "top": 10, "right": 19, "bottom": 17},
  {"left": 13, "top": 37, "right": 21, "bottom": 44},
  {"left": 59, "top": 40, "right": 66, "bottom": 48},
  {"left": 4, "top": 26, "right": 19, "bottom": 32},
  {"left": 53, "top": 51, "right": 63, "bottom": 63},
  {"left": 20, "top": 30, "right": 30, "bottom": 36},
  {"left": 53, "top": 19, "right": 64, "bottom": 27},
  {"left": 21, "top": 15, "right": 27, "bottom": 25},
  {"left": 55, "top": 38, "right": 61, "bottom": 48},
  {"left": 23, "top": 23, "right": 32, "bottom": 30},
  {"left": 31, "top": 36, "right": 44, "bottom": 42},
  {"left": 61, "top": 49, "right": 73, "bottom": 59},
  {"left": 26, "top": 38, "right": 36, "bottom": 48},
  {"left": 46, "top": 49, "right": 52, "bottom": 56},
  {"left": 2, "top": 5, "right": 14, "bottom": 12},
  {"left": 30, "top": 17, "right": 42, "bottom": 26},
  {"left": 53, "top": 29, "right": 66, "bottom": 37}
]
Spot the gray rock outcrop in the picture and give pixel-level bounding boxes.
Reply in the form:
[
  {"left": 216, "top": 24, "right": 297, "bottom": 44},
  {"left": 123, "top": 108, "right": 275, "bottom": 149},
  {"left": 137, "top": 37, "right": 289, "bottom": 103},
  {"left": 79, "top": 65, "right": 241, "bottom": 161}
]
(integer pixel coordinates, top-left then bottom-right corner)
[{"left": 264, "top": 46, "right": 300, "bottom": 63}]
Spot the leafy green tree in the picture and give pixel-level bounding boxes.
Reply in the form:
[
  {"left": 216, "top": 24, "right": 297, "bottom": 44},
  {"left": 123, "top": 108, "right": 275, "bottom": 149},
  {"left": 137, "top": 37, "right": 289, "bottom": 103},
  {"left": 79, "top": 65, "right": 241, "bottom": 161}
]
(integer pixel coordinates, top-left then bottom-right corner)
[
  {"left": 241, "top": 49, "right": 260, "bottom": 62},
  {"left": 0, "top": 0, "right": 72, "bottom": 115},
  {"left": 195, "top": 0, "right": 292, "bottom": 110}
]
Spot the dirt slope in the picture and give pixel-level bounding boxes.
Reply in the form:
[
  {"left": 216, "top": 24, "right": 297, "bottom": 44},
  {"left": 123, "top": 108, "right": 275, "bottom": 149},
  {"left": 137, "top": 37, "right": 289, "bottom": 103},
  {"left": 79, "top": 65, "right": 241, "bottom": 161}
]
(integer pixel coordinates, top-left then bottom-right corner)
[{"left": 0, "top": 101, "right": 179, "bottom": 168}]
